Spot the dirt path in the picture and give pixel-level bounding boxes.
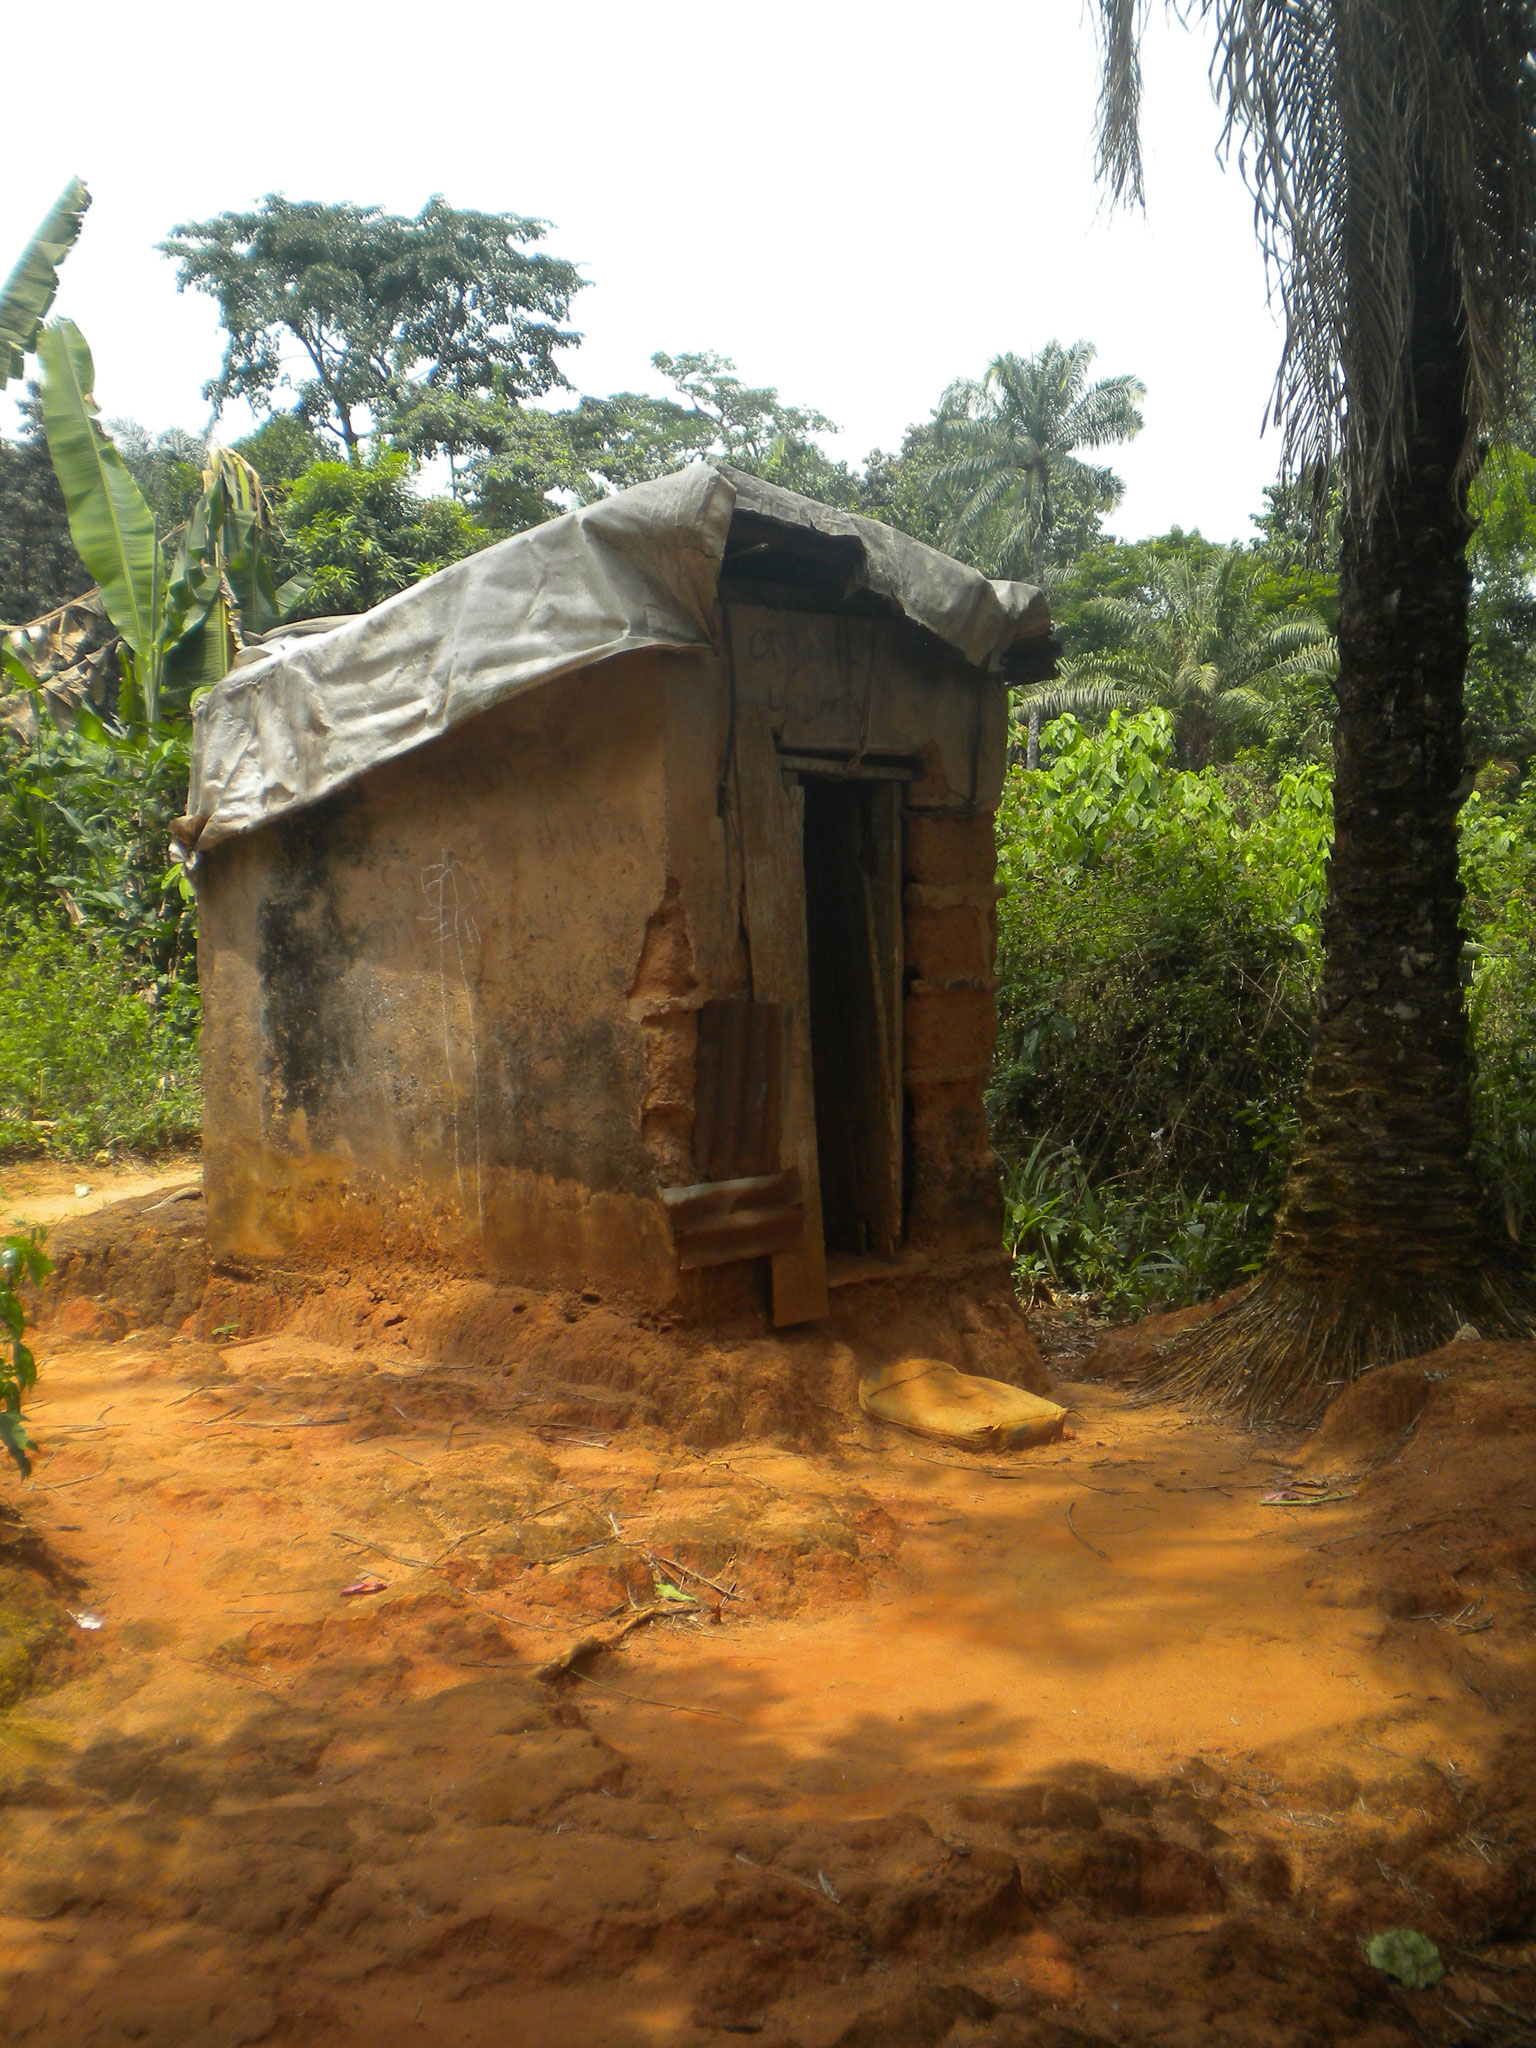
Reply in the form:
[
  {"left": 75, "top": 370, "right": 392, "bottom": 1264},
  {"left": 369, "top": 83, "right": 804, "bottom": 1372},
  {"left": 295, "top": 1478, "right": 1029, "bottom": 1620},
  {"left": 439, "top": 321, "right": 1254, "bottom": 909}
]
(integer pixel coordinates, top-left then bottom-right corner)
[{"left": 0, "top": 1308, "right": 1531, "bottom": 2048}]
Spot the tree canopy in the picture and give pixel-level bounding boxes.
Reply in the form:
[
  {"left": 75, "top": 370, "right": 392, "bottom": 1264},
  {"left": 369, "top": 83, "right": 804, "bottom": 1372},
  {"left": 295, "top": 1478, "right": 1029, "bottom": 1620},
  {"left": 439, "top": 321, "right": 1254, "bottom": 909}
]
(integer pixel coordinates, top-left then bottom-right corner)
[
  {"left": 161, "top": 196, "right": 585, "bottom": 458},
  {"left": 0, "top": 401, "right": 91, "bottom": 626}
]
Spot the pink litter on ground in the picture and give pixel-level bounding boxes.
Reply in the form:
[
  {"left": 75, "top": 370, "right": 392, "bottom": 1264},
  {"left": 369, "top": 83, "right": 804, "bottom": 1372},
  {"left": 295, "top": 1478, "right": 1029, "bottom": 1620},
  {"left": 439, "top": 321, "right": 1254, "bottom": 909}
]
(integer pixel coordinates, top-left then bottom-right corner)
[{"left": 340, "top": 1575, "right": 387, "bottom": 1597}]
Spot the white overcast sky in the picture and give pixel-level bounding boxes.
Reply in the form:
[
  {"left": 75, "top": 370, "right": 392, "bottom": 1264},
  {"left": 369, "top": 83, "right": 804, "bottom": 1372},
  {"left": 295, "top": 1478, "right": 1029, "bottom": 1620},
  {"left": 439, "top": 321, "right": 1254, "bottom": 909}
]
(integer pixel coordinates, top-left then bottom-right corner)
[{"left": 2, "top": 0, "right": 1284, "bottom": 544}]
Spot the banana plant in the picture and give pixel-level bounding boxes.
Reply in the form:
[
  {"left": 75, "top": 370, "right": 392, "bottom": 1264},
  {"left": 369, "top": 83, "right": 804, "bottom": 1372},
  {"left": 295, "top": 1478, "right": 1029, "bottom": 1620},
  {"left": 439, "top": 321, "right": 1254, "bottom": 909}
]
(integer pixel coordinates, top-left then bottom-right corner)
[
  {"left": 34, "top": 320, "right": 300, "bottom": 726},
  {"left": 0, "top": 177, "right": 90, "bottom": 391},
  {"left": 35, "top": 321, "right": 163, "bottom": 717}
]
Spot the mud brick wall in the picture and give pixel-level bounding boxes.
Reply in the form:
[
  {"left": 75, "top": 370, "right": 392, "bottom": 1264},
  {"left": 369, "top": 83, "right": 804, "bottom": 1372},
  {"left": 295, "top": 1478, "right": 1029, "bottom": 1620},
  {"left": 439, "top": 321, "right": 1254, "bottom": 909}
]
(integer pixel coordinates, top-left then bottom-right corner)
[
  {"left": 627, "top": 876, "right": 700, "bottom": 1188},
  {"left": 197, "top": 653, "right": 685, "bottom": 1305},
  {"left": 902, "top": 809, "right": 1005, "bottom": 1252}
]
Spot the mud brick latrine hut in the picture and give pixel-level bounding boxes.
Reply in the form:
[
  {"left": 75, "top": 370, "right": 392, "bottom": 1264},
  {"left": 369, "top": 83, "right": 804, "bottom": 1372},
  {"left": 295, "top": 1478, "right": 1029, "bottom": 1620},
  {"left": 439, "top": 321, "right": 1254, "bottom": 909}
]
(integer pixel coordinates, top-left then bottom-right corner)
[{"left": 181, "top": 466, "right": 1056, "bottom": 1332}]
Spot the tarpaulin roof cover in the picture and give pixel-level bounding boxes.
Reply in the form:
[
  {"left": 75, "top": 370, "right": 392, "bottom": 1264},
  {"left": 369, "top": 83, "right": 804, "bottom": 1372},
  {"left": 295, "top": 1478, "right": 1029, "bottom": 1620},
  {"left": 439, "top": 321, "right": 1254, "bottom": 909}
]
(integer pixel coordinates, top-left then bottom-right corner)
[{"left": 186, "top": 463, "right": 1049, "bottom": 854}]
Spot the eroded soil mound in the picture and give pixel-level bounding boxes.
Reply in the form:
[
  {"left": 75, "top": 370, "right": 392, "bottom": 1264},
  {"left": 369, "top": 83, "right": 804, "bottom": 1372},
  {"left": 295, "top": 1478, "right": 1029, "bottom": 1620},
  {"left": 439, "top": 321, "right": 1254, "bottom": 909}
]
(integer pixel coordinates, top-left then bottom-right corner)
[{"left": 31, "top": 1179, "right": 1048, "bottom": 1452}]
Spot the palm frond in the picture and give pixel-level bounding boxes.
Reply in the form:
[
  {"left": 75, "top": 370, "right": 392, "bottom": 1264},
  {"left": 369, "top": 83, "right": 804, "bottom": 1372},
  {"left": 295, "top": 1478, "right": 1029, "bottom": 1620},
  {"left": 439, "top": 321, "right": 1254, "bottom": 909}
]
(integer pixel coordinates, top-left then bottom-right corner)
[
  {"left": 1093, "top": 0, "right": 1536, "bottom": 511},
  {"left": 1260, "top": 614, "right": 1334, "bottom": 659},
  {"left": 1059, "top": 373, "right": 1146, "bottom": 449},
  {"left": 1093, "top": 0, "right": 1149, "bottom": 206},
  {"left": 1017, "top": 673, "right": 1151, "bottom": 722},
  {"left": 1057, "top": 648, "right": 1163, "bottom": 690},
  {"left": 942, "top": 464, "right": 1037, "bottom": 546},
  {"left": 1210, "top": 685, "right": 1281, "bottom": 736},
  {"left": 924, "top": 337, "right": 1141, "bottom": 563},
  {"left": 1083, "top": 593, "right": 1161, "bottom": 645},
  {"left": 1261, "top": 636, "right": 1339, "bottom": 684}
]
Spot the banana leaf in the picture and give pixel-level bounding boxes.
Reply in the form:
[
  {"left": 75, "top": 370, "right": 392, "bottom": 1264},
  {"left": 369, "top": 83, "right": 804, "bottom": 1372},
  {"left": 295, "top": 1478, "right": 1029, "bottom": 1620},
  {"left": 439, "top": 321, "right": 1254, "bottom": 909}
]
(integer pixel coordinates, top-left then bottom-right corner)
[
  {"left": 161, "top": 490, "right": 223, "bottom": 653},
  {"left": 0, "top": 177, "right": 90, "bottom": 388},
  {"left": 37, "top": 321, "right": 159, "bottom": 683},
  {"left": 0, "top": 636, "right": 38, "bottom": 694},
  {"left": 203, "top": 449, "right": 282, "bottom": 637},
  {"left": 275, "top": 573, "right": 314, "bottom": 620},
  {"left": 164, "top": 603, "right": 233, "bottom": 714},
  {"left": 223, "top": 506, "right": 282, "bottom": 636}
]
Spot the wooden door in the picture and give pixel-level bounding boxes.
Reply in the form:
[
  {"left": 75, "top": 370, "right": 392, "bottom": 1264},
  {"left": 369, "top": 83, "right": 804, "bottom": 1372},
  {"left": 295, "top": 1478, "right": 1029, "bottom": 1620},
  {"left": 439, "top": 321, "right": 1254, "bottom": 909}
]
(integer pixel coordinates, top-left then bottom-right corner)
[
  {"left": 802, "top": 776, "right": 904, "bottom": 1258},
  {"left": 734, "top": 708, "right": 830, "bottom": 1326}
]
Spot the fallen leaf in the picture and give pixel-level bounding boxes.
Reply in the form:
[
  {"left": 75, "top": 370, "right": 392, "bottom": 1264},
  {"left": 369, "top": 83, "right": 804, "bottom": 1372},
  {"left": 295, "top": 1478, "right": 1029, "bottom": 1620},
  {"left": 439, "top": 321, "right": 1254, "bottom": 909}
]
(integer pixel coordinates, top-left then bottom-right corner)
[
  {"left": 1367, "top": 1928, "right": 1444, "bottom": 1989},
  {"left": 1262, "top": 1488, "right": 1356, "bottom": 1506}
]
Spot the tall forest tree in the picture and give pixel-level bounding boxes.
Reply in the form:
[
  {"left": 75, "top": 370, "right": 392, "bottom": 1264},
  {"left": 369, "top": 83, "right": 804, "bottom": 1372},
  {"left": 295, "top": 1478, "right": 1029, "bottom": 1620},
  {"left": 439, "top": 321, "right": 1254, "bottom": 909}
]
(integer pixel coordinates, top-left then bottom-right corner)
[
  {"left": 161, "top": 196, "right": 584, "bottom": 461},
  {"left": 440, "top": 348, "right": 855, "bottom": 533},
  {"left": 1092, "top": 0, "right": 1536, "bottom": 1417},
  {"left": 931, "top": 342, "right": 1144, "bottom": 763}
]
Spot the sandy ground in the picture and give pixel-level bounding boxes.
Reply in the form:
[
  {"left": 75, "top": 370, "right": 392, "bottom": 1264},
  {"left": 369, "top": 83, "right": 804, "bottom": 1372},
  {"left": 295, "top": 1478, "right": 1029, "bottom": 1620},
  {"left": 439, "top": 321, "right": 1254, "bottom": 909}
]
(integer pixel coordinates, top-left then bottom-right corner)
[
  {"left": 0, "top": 1219, "right": 1533, "bottom": 2046},
  {"left": 0, "top": 1153, "right": 200, "bottom": 1231}
]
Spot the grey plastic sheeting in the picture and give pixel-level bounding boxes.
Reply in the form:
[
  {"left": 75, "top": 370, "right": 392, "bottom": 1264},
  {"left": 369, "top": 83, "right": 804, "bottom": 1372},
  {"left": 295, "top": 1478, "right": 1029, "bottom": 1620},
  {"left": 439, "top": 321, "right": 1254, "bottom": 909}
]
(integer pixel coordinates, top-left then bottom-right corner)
[{"left": 185, "top": 463, "right": 1047, "bottom": 856}]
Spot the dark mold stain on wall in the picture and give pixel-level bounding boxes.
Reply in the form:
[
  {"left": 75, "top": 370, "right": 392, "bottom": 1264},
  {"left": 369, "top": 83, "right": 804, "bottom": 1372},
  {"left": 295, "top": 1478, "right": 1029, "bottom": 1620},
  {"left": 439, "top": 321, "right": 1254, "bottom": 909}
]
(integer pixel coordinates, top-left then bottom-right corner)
[
  {"left": 485, "top": 1012, "right": 653, "bottom": 1197},
  {"left": 254, "top": 793, "right": 364, "bottom": 1142}
]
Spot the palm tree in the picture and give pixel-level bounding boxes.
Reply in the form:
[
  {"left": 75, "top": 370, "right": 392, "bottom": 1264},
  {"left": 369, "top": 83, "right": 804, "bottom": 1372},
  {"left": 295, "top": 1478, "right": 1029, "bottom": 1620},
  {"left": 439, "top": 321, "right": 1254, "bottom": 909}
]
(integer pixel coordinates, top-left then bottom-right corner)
[
  {"left": 1090, "top": 0, "right": 1536, "bottom": 1419},
  {"left": 930, "top": 342, "right": 1144, "bottom": 764},
  {"left": 1027, "top": 547, "right": 1335, "bottom": 767}
]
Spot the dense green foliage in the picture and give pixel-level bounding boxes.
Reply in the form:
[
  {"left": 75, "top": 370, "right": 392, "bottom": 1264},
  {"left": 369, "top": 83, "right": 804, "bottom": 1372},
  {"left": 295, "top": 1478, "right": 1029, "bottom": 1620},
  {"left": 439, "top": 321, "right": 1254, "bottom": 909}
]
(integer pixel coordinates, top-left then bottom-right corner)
[
  {"left": 0, "top": 1226, "right": 50, "bottom": 1475},
  {"left": 0, "top": 706, "right": 199, "bottom": 1165},
  {"left": 275, "top": 453, "right": 487, "bottom": 616},
  {"left": 406, "top": 349, "right": 865, "bottom": 530},
  {"left": 0, "top": 706, "right": 200, "bottom": 1161},
  {"left": 0, "top": 922, "right": 199, "bottom": 1160},
  {"left": 1045, "top": 546, "right": 1335, "bottom": 766},
  {"left": 1461, "top": 777, "right": 1536, "bottom": 1242},
  {"left": 992, "top": 711, "right": 1536, "bottom": 1311},
  {"left": 110, "top": 421, "right": 210, "bottom": 532},
  {"left": 1464, "top": 448, "right": 1536, "bottom": 759},
  {"left": 0, "top": 708, "right": 200, "bottom": 1165},
  {"left": 0, "top": 717, "right": 194, "bottom": 979},
  {"left": 992, "top": 711, "right": 1326, "bottom": 1307}
]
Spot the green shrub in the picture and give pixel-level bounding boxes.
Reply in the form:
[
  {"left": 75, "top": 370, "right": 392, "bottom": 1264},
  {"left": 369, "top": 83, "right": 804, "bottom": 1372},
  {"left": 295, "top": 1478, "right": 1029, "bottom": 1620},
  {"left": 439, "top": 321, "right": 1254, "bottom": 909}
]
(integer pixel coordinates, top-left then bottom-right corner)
[
  {"left": 0, "top": 711, "right": 201, "bottom": 1159},
  {"left": 0, "top": 922, "right": 200, "bottom": 1158},
  {"left": 991, "top": 710, "right": 1325, "bottom": 1203},
  {"left": 989, "top": 710, "right": 1318, "bottom": 1311},
  {"left": 0, "top": 1226, "right": 50, "bottom": 1475}
]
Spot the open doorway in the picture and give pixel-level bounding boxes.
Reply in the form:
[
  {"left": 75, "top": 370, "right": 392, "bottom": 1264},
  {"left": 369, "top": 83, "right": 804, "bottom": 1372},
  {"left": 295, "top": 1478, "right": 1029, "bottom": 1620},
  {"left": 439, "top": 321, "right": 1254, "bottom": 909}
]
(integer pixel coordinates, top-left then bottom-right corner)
[{"left": 800, "top": 775, "right": 904, "bottom": 1257}]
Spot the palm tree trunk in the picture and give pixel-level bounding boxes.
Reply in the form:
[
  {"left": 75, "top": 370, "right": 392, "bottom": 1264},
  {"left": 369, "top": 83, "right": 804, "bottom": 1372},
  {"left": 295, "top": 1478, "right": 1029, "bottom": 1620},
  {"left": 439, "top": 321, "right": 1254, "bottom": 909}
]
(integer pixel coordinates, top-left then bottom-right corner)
[{"left": 1154, "top": 194, "right": 1531, "bottom": 1422}]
